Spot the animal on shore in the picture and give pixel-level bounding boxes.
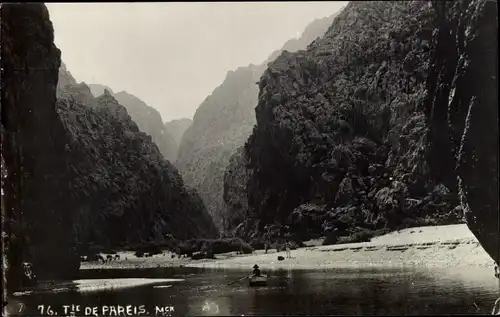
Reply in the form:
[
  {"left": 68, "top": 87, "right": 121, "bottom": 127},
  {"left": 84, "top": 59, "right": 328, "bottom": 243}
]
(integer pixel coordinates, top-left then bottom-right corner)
[
  {"left": 97, "top": 255, "right": 105, "bottom": 263},
  {"left": 106, "top": 255, "right": 113, "bottom": 262},
  {"left": 114, "top": 254, "right": 120, "bottom": 260}
]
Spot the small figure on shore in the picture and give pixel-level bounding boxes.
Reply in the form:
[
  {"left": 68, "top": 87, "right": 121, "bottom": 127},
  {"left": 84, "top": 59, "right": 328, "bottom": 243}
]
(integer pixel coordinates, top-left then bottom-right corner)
[
  {"left": 285, "top": 241, "right": 291, "bottom": 259},
  {"left": 264, "top": 242, "right": 269, "bottom": 254},
  {"left": 22, "top": 262, "right": 37, "bottom": 286},
  {"left": 495, "top": 264, "right": 499, "bottom": 279},
  {"left": 252, "top": 264, "right": 261, "bottom": 277}
]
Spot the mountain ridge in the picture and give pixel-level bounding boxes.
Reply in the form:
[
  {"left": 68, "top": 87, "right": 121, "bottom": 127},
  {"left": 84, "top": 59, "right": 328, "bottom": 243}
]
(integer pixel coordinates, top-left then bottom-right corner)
[{"left": 176, "top": 13, "right": 341, "bottom": 232}]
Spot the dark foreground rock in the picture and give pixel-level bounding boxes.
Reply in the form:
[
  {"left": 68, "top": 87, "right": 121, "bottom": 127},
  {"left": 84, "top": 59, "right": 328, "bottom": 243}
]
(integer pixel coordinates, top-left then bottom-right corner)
[
  {"left": 1, "top": 3, "right": 80, "bottom": 290},
  {"left": 425, "top": 0, "right": 498, "bottom": 264}
]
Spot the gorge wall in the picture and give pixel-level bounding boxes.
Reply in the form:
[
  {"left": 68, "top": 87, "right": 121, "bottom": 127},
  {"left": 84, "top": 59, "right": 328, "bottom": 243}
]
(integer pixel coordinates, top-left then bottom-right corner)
[
  {"left": 1, "top": 3, "right": 218, "bottom": 291},
  {"left": 164, "top": 118, "right": 193, "bottom": 160},
  {"left": 1, "top": 3, "right": 81, "bottom": 290},
  {"left": 229, "top": 0, "right": 497, "bottom": 253},
  {"left": 57, "top": 68, "right": 218, "bottom": 249},
  {"left": 88, "top": 84, "right": 178, "bottom": 162},
  {"left": 425, "top": 0, "right": 498, "bottom": 264},
  {"left": 176, "top": 14, "right": 340, "bottom": 232}
]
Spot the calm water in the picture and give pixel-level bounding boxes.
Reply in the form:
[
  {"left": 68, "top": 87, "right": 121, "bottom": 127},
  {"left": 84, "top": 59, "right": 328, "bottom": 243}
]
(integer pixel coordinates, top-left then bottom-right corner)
[{"left": 6, "top": 266, "right": 500, "bottom": 316}]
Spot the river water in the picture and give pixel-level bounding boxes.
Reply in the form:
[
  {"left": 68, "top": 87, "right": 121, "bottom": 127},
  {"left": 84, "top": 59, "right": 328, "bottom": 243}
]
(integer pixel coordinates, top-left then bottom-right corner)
[{"left": 6, "top": 266, "right": 500, "bottom": 316}]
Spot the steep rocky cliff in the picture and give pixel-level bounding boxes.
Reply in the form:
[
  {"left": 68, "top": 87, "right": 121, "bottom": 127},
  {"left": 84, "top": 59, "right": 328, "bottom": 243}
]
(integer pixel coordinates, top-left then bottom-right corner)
[
  {"left": 232, "top": 0, "right": 497, "bottom": 259},
  {"left": 177, "top": 14, "right": 339, "bottom": 232},
  {"left": 425, "top": 0, "right": 498, "bottom": 264},
  {"left": 1, "top": 3, "right": 80, "bottom": 290},
  {"left": 88, "top": 85, "right": 178, "bottom": 162},
  {"left": 238, "top": 1, "right": 464, "bottom": 242},
  {"left": 164, "top": 118, "right": 193, "bottom": 160},
  {"left": 57, "top": 69, "right": 218, "bottom": 248}
]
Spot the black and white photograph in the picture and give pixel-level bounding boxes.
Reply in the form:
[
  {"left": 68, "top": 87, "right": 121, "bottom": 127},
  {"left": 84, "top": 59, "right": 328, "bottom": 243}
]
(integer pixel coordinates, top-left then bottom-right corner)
[{"left": 1, "top": 1, "right": 498, "bottom": 316}]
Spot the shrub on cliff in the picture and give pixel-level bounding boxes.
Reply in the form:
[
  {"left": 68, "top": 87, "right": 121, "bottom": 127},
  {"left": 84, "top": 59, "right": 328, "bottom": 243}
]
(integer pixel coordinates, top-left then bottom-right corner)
[{"left": 177, "top": 238, "right": 253, "bottom": 255}]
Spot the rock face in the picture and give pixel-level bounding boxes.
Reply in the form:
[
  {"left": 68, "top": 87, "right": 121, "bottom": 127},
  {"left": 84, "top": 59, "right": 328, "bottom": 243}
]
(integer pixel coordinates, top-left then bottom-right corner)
[
  {"left": 57, "top": 68, "right": 218, "bottom": 248},
  {"left": 1, "top": 3, "right": 80, "bottom": 290},
  {"left": 88, "top": 85, "right": 178, "bottom": 162},
  {"left": 58, "top": 62, "right": 78, "bottom": 89},
  {"left": 238, "top": 1, "right": 465, "bottom": 242},
  {"left": 177, "top": 14, "right": 339, "bottom": 232},
  {"left": 164, "top": 118, "right": 193, "bottom": 159},
  {"left": 425, "top": 0, "right": 498, "bottom": 264},
  {"left": 231, "top": 0, "right": 497, "bottom": 263},
  {"left": 223, "top": 146, "right": 251, "bottom": 233},
  {"left": 88, "top": 83, "right": 113, "bottom": 97}
]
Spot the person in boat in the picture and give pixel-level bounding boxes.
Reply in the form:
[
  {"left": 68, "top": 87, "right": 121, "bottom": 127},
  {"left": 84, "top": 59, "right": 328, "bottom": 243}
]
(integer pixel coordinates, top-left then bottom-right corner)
[{"left": 252, "top": 264, "right": 261, "bottom": 277}]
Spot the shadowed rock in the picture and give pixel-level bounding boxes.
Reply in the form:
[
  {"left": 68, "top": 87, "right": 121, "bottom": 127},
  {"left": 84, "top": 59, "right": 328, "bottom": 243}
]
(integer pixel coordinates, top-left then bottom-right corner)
[
  {"left": 1, "top": 3, "right": 80, "bottom": 290},
  {"left": 425, "top": 0, "right": 498, "bottom": 264}
]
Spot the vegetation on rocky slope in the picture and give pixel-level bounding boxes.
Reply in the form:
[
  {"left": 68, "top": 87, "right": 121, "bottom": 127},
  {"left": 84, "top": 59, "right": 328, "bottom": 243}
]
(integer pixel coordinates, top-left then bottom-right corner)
[
  {"left": 231, "top": 1, "right": 467, "bottom": 243},
  {"left": 88, "top": 84, "right": 178, "bottom": 162},
  {"left": 177, "top": 14, "right": 339, "bottom": 232},
  {"left": 57, "top": 72, "right": 218, "bottom": 250}
]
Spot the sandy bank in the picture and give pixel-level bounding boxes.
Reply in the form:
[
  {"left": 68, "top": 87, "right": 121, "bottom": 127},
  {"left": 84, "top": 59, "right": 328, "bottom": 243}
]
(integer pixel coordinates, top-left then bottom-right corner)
[
  {"left": 12, "top": 278, "right": 184, "bottom": 296},
  {"left": 80, "top": 224, "right": 494, "bottom": 272}
]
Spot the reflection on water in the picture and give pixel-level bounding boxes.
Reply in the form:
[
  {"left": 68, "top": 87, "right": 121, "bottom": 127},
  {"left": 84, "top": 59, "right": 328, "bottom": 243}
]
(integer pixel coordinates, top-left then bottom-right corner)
[{"left": 6, "top": 266, "right": 500, "bottom": 316}]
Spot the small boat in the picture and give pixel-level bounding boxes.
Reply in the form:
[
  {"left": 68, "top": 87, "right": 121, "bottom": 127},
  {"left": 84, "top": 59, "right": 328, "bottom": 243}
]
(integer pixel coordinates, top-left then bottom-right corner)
[{"left": 249, "top": 275, "right": 267, "bottom": 287}]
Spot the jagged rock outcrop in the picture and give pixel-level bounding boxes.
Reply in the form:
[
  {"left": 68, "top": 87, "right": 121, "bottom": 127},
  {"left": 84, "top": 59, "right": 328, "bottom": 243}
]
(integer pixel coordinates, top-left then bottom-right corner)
[
  {"left": 88, "top": 85, "right": 177, "bottom": 162},
  {"left": 239, "top": 1, "right": 466, "bottom": 242},
  {"left": 1, "top": 3, "right": 80, "bottom": 290},
  {"left": 56, "top": 69, "right": 218, "bottom": 248},
  {"left": 58, "top": 62, "right": 77, "bottom": 89},
  {"left": 425, "top": 0, "right": 498, "bottom": 264},
  {"left": 88, "top": 83, "right": 113, "bottom": 97},
  {"left": 177, "top": 14, "right": 339, "bottom": 232},
  {"left": 164, "top": 118, "right": 192, "bottom": 160},
  {"left": 57, "top": 71, "right": 96, "bottom": 108}
]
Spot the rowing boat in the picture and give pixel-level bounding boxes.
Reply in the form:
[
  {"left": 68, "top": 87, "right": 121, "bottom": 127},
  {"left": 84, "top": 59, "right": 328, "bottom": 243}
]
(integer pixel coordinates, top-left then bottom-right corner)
[{"left": 249, "top": 275, "right": 267, "bottom": 287}]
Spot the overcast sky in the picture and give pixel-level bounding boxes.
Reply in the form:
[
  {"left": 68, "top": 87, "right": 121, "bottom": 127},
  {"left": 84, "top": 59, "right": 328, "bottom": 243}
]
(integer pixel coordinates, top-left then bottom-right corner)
[{"left": 47, "top": 2, "right": 347, "bottom": 122}]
